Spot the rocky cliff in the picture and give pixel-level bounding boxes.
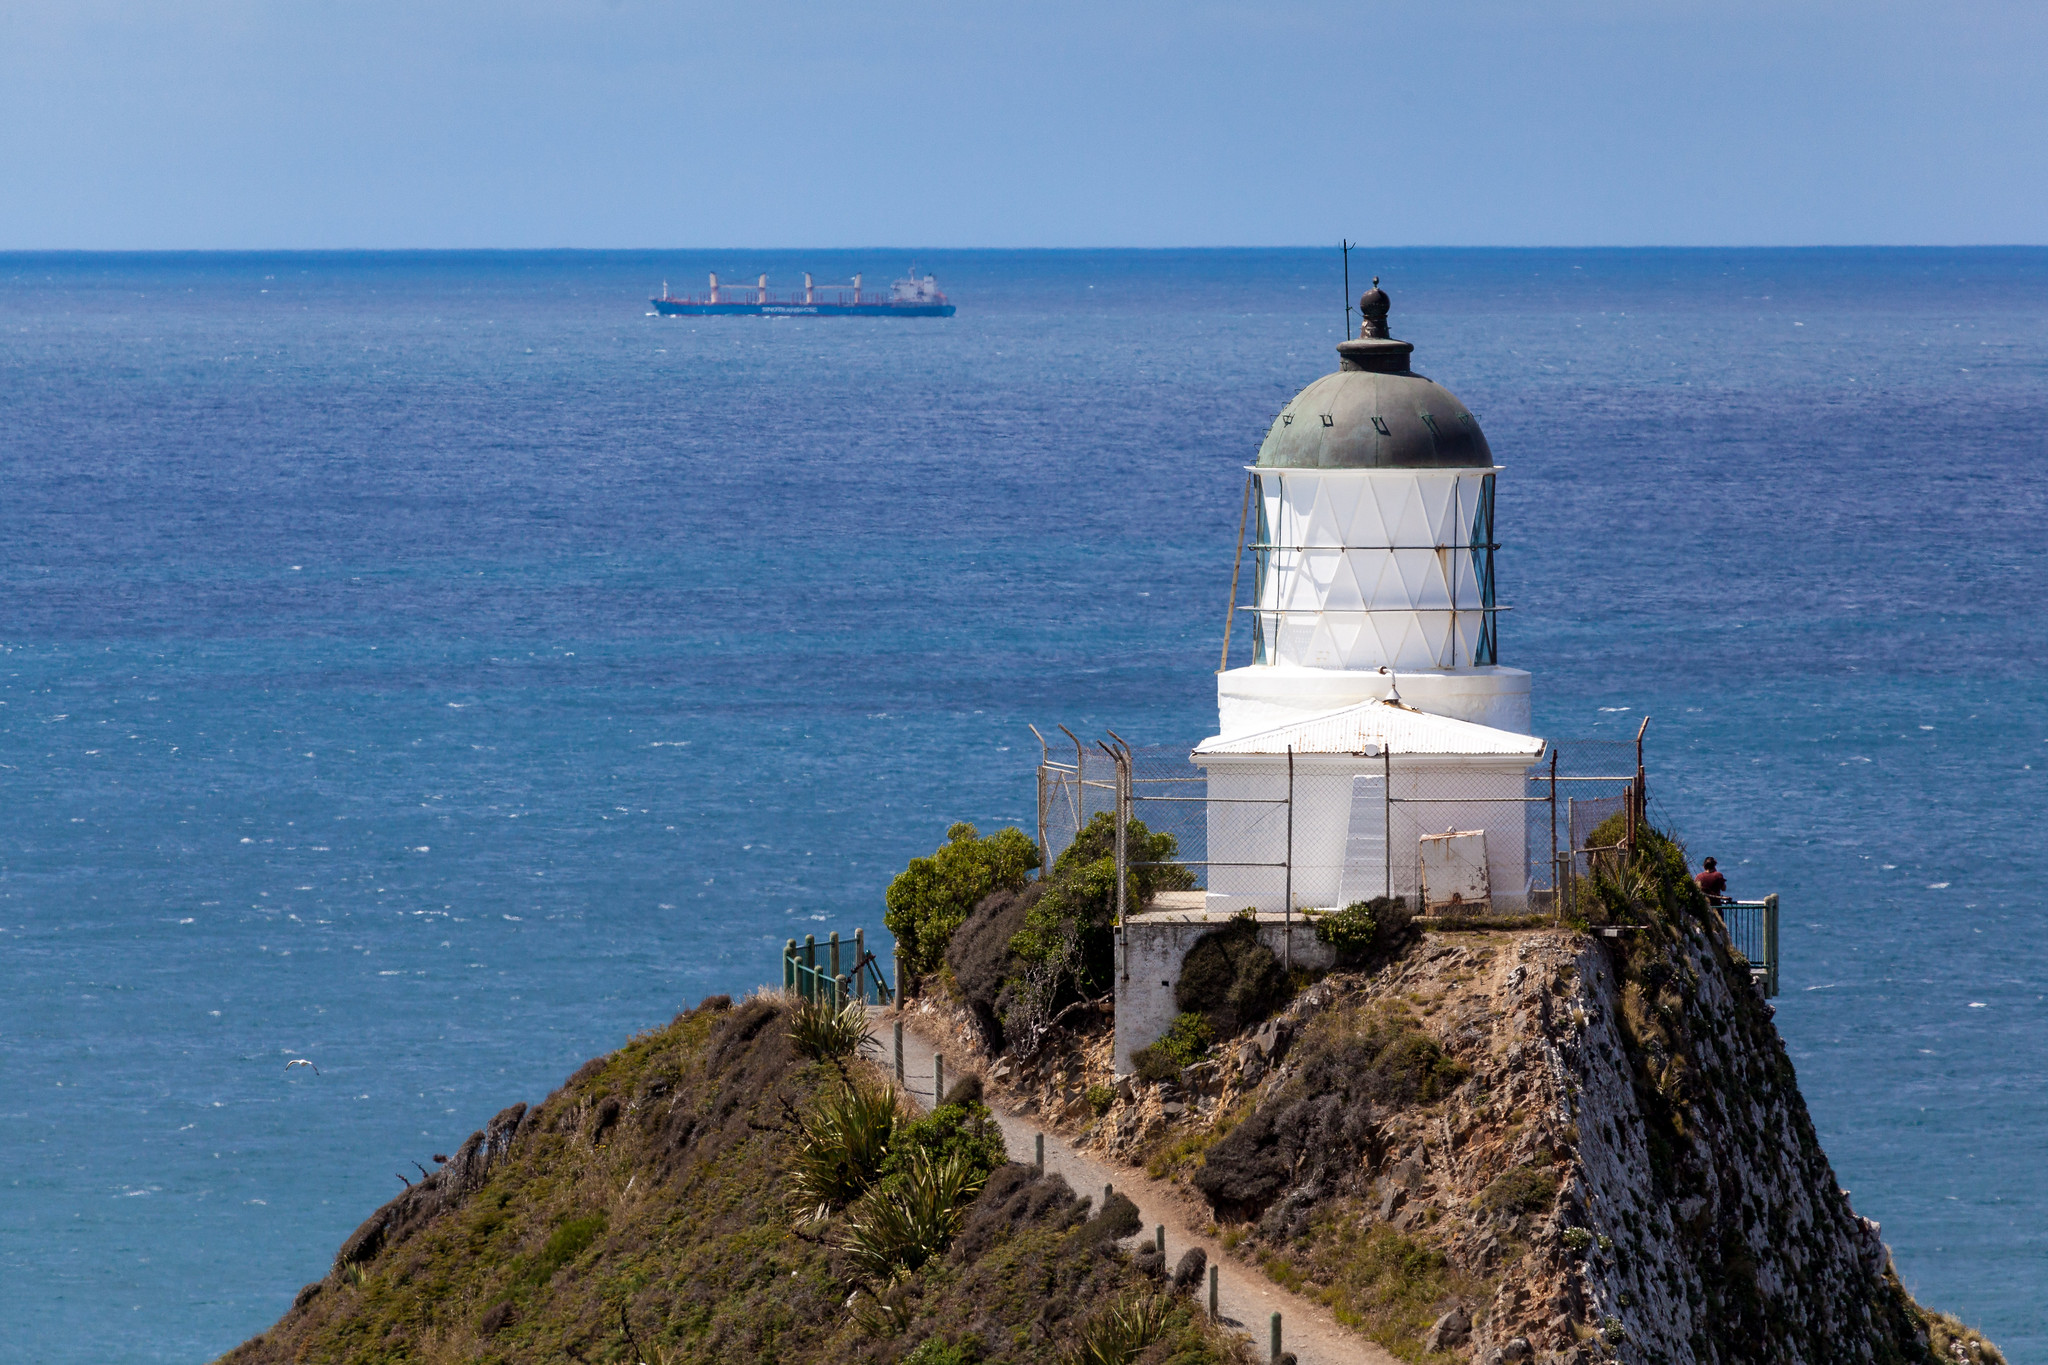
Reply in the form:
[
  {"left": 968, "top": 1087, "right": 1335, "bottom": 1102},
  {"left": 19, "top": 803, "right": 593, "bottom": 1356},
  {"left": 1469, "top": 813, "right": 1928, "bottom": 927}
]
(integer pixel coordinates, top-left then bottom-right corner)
[{"left": 908, "top": 833, "right": 2002, "bottom": 1365}]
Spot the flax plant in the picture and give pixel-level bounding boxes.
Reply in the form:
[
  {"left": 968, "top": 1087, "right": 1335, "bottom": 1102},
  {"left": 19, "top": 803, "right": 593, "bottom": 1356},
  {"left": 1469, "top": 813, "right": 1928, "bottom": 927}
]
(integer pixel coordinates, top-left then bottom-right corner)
[
  {"left": 786, "top": 1079, "right": 902, "bottom": 1224},
  {"left": 838, "top": 1148, "right": 988, "bottom": 1284},
  {"left": 1065, "top": 1292, "right": 1175, "bottom": 1365}
]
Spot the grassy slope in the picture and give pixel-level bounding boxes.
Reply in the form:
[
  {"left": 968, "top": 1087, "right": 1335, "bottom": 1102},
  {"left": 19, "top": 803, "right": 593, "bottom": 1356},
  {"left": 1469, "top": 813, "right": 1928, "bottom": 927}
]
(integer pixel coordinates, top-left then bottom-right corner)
[{"left": 220, "top": 996, "right": 1240, "bottom": 1365}]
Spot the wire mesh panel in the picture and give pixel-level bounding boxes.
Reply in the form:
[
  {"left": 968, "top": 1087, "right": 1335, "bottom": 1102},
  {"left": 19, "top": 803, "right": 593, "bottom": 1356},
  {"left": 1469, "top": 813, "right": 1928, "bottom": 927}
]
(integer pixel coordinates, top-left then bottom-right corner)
[
  {"left": 1385, "top": 764, "right": 1535, "bottom": 912},
  {"left": 1124, "top": 746, "right": 1213, "bottom": 888},
  {"left": 1037, "top": 730, "right": 1660, "bottom": 921},
  {"left": 1523, "top": 739, "right": 1641, "bottom": 894},
  {"left": 1037, "top": 742, "right": 1123, "bottom": 869}
]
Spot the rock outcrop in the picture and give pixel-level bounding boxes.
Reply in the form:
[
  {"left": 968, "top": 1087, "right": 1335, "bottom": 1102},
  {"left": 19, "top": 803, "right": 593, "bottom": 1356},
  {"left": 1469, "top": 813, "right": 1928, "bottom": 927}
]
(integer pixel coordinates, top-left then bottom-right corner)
[{"left": 912, "top": 850, "right": 2004, "bottom": 1364}]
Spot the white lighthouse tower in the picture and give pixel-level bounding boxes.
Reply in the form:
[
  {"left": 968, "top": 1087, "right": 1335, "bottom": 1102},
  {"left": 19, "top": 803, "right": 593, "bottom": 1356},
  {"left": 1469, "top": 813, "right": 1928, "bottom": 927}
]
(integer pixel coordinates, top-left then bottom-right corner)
[
  {"left": 1193, "top": 282, "right": 1546, "bottom": 916},
  {"left": 1112, "top": 284, "right": 1548, "bottom": 1073}
]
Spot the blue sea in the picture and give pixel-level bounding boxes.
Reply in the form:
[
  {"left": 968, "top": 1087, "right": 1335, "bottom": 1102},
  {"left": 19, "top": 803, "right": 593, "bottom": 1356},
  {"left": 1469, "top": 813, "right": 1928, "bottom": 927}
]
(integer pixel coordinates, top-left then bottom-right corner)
[{"left": 2, "top": 248, "right": 2044, "bottom": 1362}]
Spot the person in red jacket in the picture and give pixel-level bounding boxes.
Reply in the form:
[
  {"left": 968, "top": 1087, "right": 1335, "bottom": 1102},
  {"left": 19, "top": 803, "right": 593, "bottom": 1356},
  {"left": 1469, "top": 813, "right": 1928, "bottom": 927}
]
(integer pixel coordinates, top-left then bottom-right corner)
[{"left": 1695, "top": 857, "right": 1728, "bottom": 902}]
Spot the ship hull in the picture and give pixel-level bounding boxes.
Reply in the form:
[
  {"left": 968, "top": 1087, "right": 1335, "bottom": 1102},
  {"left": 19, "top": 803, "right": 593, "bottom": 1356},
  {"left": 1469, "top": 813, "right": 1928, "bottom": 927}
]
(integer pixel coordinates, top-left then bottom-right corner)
[{"left": 651, "top": 299, "right": 954, "bottom": 318}]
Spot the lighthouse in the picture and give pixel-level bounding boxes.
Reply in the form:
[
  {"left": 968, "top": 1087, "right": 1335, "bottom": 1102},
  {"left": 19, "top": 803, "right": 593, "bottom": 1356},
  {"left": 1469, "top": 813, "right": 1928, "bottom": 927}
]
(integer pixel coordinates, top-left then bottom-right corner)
[
  {"left": 1112, "top": 283, "right": 1549, "bottom": 1072},
  {"left": 1193, "top": 282, "right": 1546, "bottom": 917}
]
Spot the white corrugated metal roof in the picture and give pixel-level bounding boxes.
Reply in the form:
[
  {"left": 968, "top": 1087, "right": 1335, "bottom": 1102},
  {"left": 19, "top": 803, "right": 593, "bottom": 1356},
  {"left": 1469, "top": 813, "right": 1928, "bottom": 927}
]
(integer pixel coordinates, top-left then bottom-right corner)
[{"left": 1194, "top": 697, "right": 1544, "bottom": 759}]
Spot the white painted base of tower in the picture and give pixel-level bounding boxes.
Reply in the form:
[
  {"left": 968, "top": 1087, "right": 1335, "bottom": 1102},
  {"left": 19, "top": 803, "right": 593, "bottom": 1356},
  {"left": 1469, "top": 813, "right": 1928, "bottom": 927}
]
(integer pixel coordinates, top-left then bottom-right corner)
[{"left": 1217, "top": 664, "right": 1530, "bottom": 740}]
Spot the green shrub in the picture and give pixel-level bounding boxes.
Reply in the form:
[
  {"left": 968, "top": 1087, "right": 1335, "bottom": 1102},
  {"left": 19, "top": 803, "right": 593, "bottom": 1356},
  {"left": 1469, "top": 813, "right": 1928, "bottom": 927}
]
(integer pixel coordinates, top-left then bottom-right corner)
[
  {"left": 1003, "top": 812, "right": 1193, "bottom": 1048},
  {"left": 1086, "top": 1084, "right": 1117, "bottom": 1117},
  {"left": 787, "top": 1079, "right": 902, "bottom": 1223},
  {"left": 839, "top": 1148, "right": 990, "bottom": 1284},
  {"left": 1312, "top": 900, "right": 1377, "bottom": 955},
  {"left": 525, "top": 1211, "right": 606, "bottom": 1284},
  {"left": 786, "top": 994, "right": 874, "bottom": 1062},
  {"left": 886, "top": 823, "right": 1040, "bottom": 976},
  {"left": 1130, "top": 1012, "right": 1213, "bottom": 1082},
  {"left": 1160, "top": 1012, "right": 1213, "bottom": 1065},
  {"left": 1474, "top": 1164, "right": 1559, "bottom": 1218},
  {"left": 1175, "top": 919, "right": 1287, "bottom": 1036},
  {"left": 1311, "top": 894, "right": 1412, "bottom": 966},
  {"left": 880, "top": 1100, "right": 1006, "bottom": 1193},
  {"left": 1563, "top": 1226, "right": 1593, "bottom": 1252},
  {"left": 902, "top": 1338, "right": 977, "bottom": 1365}
]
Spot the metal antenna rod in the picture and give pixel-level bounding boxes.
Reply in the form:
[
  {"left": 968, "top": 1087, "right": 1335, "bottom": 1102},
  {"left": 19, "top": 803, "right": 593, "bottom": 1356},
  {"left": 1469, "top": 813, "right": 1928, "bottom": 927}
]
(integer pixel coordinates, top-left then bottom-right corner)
[{"left": 1342, "top": 239, "right": 1354, "bottom": 337}]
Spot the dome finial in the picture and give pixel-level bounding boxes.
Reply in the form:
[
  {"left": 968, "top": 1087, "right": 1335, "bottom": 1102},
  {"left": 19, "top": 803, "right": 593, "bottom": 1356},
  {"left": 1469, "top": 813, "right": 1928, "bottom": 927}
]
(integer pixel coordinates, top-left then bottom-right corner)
[{"left": 1358, "top": 277, "right": 1391, "bottom": 339}]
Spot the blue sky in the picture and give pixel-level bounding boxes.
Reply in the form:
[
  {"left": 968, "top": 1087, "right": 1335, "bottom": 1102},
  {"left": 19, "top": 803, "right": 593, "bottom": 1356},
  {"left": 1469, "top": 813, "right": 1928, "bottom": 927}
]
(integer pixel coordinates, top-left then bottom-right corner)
[{"left": 1, "top": 0, "right": 2042, "bottom": 248}]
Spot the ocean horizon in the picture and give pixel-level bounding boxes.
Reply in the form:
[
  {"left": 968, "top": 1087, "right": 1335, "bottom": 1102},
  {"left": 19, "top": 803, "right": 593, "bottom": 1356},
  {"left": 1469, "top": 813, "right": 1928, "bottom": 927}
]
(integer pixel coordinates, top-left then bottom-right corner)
[{"left": 3, "top": 246, "right": 2044, "bottom": 1362}]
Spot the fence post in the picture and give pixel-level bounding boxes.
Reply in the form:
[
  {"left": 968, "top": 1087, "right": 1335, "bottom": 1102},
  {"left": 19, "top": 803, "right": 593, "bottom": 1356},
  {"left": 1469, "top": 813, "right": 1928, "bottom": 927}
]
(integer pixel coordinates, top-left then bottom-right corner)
[
  {"left": 1036, "top": 752, "right": 1049, "bottom": 870},
  {"left": 784, "top": 939, "right": 796, "bottom": 993},
  {"left": 1270, "top": 1311, "right": 1282, "bottom": 1364},
  {"left": 1114, "top": 747, "right": 1128, "bottom": 930},
  {"left": 1035, "top": 1133, "right": 1044, "bottom": 1172},
  {"left": 893, "top": 942, "right": 904, "bottom": 1002},
  {"left": 1284, "top": 746, "right": 1294, "bottom": 970},
  {"left": 835, "top": 974, "right": 849, "bottom": 1012},
  {"left": 1548, "top": 749, "right": 1560, "bottom": 924},
  {"left": 803, "top": 935, "right": 817, "bottom": 1002},
  {"left": 1209, "top": 1263, "right": 1219, "bottom": 1320},
  {"left": 894, "top": 1020, "right": 904, "bottom": 1083},
  {"left": 829, "top": 931, "right": 841, "bottom": 985},
  {"left": 1155, "top": 1225, "right": 1165, "bottom": 1255},
  {"left": 934, "top": 1053, "right": 945, "bottom": 1106},
  {"left": 1765, "top": 893, "right": 1780, "bottom": 997},
  {"left": 853, "top": 929, "right": 865, "bottom": 1005},
  {"left": 1635, "top": 714, "right": 1650, "bottom": 824},
  {"left": 1383, "top": 745, "right": 1392, "bottom": 901}
]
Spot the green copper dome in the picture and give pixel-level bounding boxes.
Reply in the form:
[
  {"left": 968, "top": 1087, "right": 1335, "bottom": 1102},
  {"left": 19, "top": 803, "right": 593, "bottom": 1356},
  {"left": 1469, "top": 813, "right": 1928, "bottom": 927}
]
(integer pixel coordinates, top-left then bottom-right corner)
[{"left": 1255, "top": 284, "right": 1493, "bottom": 470}]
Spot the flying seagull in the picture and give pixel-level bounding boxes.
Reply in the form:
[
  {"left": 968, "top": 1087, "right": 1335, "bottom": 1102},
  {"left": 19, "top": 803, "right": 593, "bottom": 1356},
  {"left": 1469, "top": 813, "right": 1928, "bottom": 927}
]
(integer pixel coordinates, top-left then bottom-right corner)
[{"left": 285, "top": 1059, "right": 320, "bottom": 1075}]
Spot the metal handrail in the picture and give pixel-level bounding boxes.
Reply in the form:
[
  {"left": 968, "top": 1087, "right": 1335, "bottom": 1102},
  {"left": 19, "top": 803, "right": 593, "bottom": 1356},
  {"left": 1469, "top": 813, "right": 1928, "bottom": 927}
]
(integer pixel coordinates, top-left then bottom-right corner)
[
  {"left": 782, "top": 929, "right": 892, "bottom": 1007},
  {"left": 1718, "top": 895, "right": 1780, "bottom": 998}
]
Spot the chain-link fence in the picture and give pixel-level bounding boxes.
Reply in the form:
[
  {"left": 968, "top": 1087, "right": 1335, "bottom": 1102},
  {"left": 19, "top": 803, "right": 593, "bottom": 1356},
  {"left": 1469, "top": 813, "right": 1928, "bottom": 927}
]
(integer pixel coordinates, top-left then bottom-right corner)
[
  {"left": 1034, "top": 726, "right": 1651, "bottom": 920},
  {"left": 1524, "top": 738, "right": 1644, "bottom": 901}
]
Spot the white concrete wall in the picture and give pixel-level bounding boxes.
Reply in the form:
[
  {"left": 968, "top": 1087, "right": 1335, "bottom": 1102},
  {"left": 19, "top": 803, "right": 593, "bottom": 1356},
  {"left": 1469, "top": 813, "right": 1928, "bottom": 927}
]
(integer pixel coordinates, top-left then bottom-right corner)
[
  {"left": 1197, "top": 754, "right": 1534, "bottom": 915},
  {"left": 1113, "top": 914, "right": 1337, "bottom": 1075}
]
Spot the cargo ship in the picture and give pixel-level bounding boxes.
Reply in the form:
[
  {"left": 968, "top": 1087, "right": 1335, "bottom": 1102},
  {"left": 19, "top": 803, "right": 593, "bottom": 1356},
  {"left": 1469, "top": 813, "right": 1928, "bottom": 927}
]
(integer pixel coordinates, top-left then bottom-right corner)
[{"left": 650, "top": 267, "right": 955, "bottom": 317}]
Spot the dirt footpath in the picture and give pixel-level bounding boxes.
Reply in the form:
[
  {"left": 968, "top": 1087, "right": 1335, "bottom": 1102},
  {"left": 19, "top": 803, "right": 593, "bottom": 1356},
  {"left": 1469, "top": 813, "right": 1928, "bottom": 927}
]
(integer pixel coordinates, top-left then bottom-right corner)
[{"left": 872, "top": 1012, "right": 1398, "bottom": 1365}]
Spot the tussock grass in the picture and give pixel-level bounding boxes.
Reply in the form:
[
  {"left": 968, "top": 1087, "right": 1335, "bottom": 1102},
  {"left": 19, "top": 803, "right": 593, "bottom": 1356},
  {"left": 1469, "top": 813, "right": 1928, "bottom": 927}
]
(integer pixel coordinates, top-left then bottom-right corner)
[
  {"left": 1064, "top": 1292, "right": 1174, "bottom": 1365},
  {"left": 786, "top": 993, "right": 874, "bottom": 1061},
  {"left": 1923, "top": 1309, "right": 2008, "bottom": 1365},
  {"left": 1293, "top": 1208, "right": 1487, "bottom": 1357}
]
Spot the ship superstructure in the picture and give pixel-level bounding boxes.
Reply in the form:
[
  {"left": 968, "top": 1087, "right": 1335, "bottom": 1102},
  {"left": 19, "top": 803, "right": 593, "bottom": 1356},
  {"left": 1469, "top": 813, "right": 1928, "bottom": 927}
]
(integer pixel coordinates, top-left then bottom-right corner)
[{"left": 650, "top": 267, "right": 955, "bottom": 317}]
